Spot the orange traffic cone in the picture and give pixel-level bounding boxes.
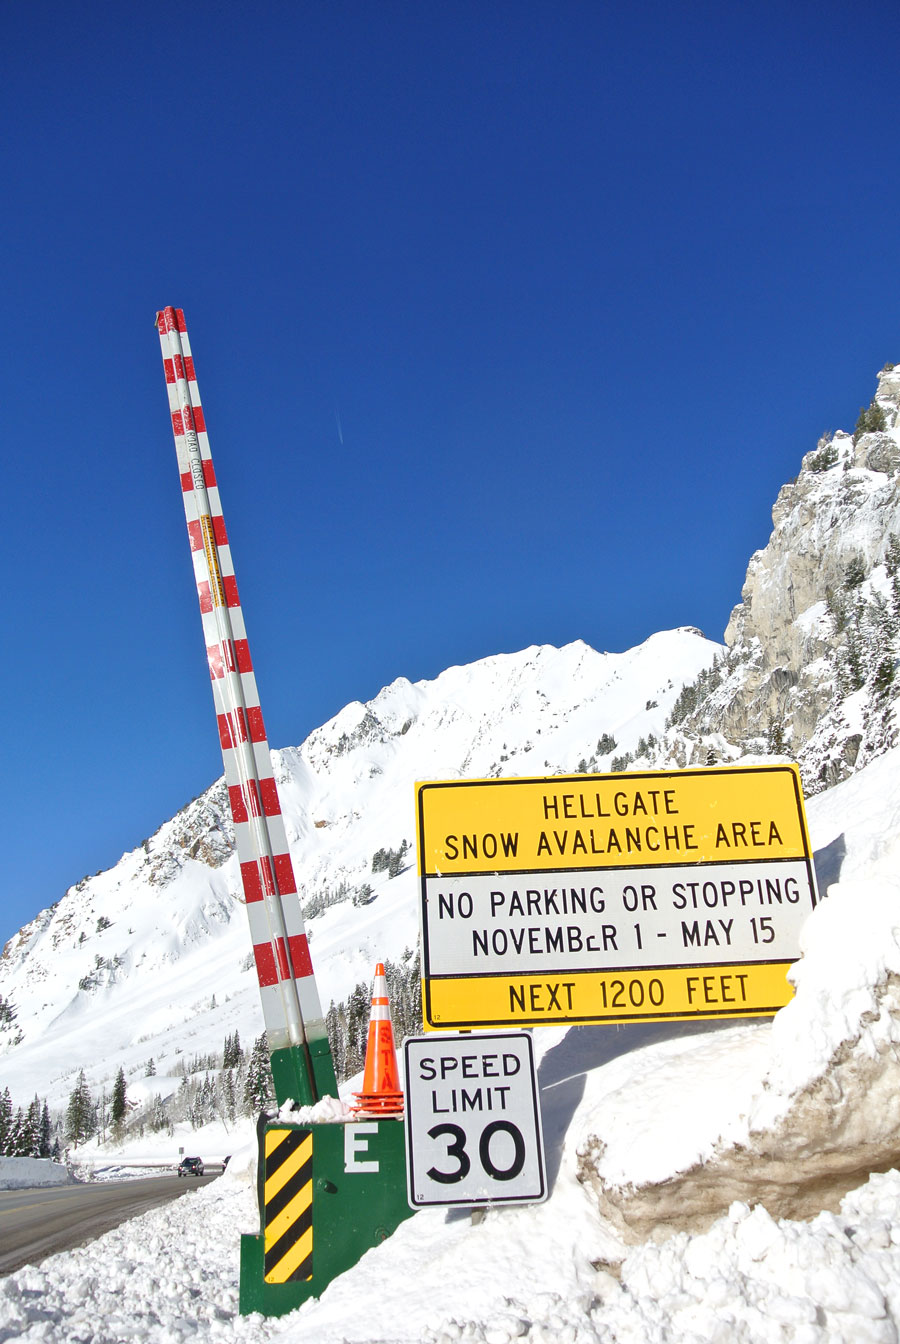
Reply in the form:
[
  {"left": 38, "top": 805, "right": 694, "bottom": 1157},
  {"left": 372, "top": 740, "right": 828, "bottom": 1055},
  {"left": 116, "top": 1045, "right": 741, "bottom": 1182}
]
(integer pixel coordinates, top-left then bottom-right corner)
[{"left": 352, "top": 962, "right": 404, "bottom": 1115}]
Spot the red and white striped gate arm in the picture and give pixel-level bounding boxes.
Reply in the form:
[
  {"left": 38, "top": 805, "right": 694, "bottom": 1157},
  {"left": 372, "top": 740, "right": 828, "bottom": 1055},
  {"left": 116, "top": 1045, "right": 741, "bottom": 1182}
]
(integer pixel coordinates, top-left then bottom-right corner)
[{"left": 155, "top": 306, "right": 328, "bottom": 1088}]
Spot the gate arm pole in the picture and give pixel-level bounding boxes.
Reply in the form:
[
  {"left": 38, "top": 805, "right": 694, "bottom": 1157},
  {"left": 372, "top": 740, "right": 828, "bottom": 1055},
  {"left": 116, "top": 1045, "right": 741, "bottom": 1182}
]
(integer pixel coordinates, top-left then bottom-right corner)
[{"left": 155, "top": 307, "right": 336, "bottom": 1106}]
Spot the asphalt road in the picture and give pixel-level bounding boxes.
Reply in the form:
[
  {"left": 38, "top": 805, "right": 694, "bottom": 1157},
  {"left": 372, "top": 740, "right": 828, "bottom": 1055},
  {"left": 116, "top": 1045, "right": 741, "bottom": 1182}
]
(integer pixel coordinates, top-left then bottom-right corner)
[{"left": 0, "top": 1172, "right": 218, "bottom": 1275}]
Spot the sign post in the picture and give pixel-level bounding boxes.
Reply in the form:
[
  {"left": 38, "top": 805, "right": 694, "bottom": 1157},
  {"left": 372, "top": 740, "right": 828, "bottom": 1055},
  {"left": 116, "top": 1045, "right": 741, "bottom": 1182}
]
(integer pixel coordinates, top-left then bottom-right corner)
[{"left": 416, "top": 765, "right": 818, "bottom": 1029}]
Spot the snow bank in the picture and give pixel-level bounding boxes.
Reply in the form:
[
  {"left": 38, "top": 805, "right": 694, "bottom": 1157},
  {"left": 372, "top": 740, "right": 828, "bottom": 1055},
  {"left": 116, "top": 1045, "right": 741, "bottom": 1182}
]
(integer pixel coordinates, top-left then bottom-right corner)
[
  {"left": 757, "top": 875, "right": 900, "bottom": 1126},
  {"left": 5, "top": 1113, "right": 900, "bottom": 1342},
  {"left": 0, "top": 1157, "right": 70, "bottom": 1190},
  {"left": 597, "top": 1174, "right": 900, "bottom": 1344},
  {"left": 575, "top": 876, "right": 900, "bottom": 1240},
  {"left": 0, "top": 1173, "right": 251, "bottom": 1342},
  {"left": 566, "top": 757, "right": 900, "bottom": 1246}
]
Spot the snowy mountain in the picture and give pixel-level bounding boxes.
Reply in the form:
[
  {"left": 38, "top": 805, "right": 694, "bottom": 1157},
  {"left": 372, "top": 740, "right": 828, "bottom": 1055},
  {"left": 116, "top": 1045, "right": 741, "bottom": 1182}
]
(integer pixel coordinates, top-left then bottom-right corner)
[
  {"left": 0, "top": 629, "right": 721, "bottom": 1108},
  {"left": 5, "top": 367, "right": 900, "bottom": 1339},
  {"left": 5, "top": 361, "right": 900, "bottom": 1122}
]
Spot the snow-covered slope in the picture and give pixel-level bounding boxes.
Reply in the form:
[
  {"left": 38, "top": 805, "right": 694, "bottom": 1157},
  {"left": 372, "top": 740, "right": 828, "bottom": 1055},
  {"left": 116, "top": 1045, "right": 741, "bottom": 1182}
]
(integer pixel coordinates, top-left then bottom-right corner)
[{"left": 0, "top": 629, "right": 721, "bottom": 1108}]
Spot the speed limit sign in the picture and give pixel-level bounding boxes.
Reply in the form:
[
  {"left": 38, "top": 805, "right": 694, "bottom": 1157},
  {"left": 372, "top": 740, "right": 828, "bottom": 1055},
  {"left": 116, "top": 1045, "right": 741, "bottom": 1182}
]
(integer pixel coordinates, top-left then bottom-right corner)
[{"left": 403, "top": 1031, "right": 547, "bottom": 1208}]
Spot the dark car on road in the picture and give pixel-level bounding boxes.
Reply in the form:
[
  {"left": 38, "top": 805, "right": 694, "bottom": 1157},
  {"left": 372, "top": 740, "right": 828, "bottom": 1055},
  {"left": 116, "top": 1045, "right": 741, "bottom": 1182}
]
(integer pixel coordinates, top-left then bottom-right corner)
[{"left": 177, "top": 1156, "right": 204, "bottom": 1177}]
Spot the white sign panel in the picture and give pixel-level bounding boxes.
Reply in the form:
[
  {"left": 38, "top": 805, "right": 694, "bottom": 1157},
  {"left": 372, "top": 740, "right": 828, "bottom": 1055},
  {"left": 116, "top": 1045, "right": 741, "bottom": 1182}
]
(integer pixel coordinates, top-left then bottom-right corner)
[
  {"left": 424, "top": 860, "right": 814, "bottom": 975},
  {"left": 403, "top": 1032, "right": 547, "bottom": 1208}
]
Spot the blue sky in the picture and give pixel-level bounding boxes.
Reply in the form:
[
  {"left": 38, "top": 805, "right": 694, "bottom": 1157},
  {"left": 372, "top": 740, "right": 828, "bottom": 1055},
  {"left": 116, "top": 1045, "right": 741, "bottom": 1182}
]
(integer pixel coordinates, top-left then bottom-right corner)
[{"left": 2, "top": 0, "right": 900, "bottom": 949}]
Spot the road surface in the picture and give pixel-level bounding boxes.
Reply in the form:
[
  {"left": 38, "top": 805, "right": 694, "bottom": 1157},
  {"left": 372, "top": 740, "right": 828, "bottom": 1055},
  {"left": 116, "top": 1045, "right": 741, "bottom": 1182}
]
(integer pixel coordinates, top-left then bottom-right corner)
[{"left": 0, "top": 1171, "right": 218, "bottom": 1275}]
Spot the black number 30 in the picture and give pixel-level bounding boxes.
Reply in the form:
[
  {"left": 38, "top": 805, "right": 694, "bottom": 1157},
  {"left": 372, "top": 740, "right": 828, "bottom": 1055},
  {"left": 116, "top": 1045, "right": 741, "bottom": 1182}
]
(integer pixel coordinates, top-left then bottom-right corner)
[{"left": 426, "top": 1121, "right": 526, "bottom": 1184}]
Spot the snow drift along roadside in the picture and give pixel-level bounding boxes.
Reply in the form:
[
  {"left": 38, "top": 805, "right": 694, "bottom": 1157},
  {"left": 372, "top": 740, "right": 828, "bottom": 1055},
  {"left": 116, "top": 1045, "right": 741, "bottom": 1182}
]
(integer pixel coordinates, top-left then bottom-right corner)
[{"left": 0, "top": 1157, "right": 70, "bottom": 1190}]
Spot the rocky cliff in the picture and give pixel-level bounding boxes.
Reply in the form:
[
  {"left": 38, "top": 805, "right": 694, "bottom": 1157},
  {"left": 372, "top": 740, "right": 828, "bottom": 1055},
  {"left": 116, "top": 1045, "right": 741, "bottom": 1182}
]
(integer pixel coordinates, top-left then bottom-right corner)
[{"left": 664, "top": 363, "right": 900, "bottom": 793}]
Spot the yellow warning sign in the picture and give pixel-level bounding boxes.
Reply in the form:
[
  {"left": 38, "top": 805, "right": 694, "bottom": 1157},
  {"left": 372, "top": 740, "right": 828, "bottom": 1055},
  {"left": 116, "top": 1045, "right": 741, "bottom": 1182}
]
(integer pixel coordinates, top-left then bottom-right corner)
[
  {"left": 416, "top": 766, "right": 817, "bottom": 1030},
  {"left": 426, "top": 962, "right": 795, "bottom": 1028},
  {"left": 417, "top": 766, "right": 809, "bottom": 874}
]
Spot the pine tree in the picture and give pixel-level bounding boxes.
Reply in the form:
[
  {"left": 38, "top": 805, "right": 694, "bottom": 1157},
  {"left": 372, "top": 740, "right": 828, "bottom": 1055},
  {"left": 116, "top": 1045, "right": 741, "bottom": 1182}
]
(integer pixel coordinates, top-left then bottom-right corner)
[
  {"left": 149, "top": 1094, "right": 169, "bottom": 1132},
  {"left": 872, "top": 655, "right": 895, "bottom": 701},
  {"left": 0, "top": 1089, "right": 12, "bottom": 1156},
  {"left": 886, "top": 533, "right": 900, "bottom": 579},
  {"left": 223, "top": 1030, "right": 244, "bottom": 1069},
  {"left": 854, "top": 401, "right": 887, "bottom": 443},
  {"left": 65, "top": 1070, "right": 95, "bottom": 1147},
  {"left": 344, "top": 983, "right": 371, "bottom": 1078},
  {"left": 39, "top": 1101, "right": 52, "bottom": 1159},
  {"left": 768, "top": 719, "right": 787, "bottom": 754},
  {"left": 242, "top": 1034, "right": 275, "bottom": 1115},
  {"left": 842, "top": 595, "right": 867, "bottom": 693},
  {"left": 6, "top": 1109, "right": 19, "bottom": 1157},
  {"left": 326, "top": 1001, "right": 348, "bottom": 1081},
  {"left": 202, "top": 1073, "right": 216, "bottom": 1126},
  {"left": 222, "top": 1069, "right": 237, "bottom": 1125},
  {"left": 23, "top": 1097, "right": 41, "bottom": 1157},
  {"left": 9, "top": 1108, "right": 26, "bottom": 1157},
  {"left": 825, "top": 585, "right": 848, "bottom": 636},
  {"left": 844, "top": 553, "right": 867, "bottom": 590},
  {"left": 871, "top": 591, "right": 898, "bottom": 643},
  {"left": 111, "top": 1067, "right": 127, "bottom": 1136},
  {"left": 387, "top": 840, "right": 409, "bottom": 878}
]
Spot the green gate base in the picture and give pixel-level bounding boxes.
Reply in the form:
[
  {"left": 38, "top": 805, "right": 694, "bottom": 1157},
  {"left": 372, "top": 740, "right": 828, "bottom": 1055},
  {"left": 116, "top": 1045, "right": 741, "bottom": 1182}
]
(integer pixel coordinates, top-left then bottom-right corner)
[
  {"left": 270, "top": 1039, "right": 337, "bottom": 1109},
  {"left": 239, "top": 1114, "right": 414, "bottom": 1318}
]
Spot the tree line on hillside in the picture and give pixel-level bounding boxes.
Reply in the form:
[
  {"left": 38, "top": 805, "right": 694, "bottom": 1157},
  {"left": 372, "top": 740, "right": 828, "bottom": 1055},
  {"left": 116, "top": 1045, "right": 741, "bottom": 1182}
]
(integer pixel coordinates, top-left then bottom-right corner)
[
  {"left": 0, "top": 1076, "right": 129, "bottom": 1158},
  {"left": 64, "top": 1065, "right": 130, "bottom": 1146},
  {"left": 0, "top": 1091, "right": 56, "bottom": 1159},
  {"left": 6, "top": 950, "right": 424, "bottom": 1143},
  {"left": 0, "top": 992, "right": 24, "bottom": 1049},
  {"left": 58, "top": 1032, "right": 278, "bottom": 1146},
  {"left": 302, "top": 842, "right": 413, "bottom": 917}
]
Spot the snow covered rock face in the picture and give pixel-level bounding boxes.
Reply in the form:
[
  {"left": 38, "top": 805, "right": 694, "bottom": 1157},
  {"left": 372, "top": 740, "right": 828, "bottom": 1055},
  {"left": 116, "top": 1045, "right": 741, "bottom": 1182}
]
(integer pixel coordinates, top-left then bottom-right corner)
[
  {"left": 575, "top": 874, "right": 900, "bottom": 1244},
  {"left": 672, "top": 364, "right": 900, "bottom": 794}
]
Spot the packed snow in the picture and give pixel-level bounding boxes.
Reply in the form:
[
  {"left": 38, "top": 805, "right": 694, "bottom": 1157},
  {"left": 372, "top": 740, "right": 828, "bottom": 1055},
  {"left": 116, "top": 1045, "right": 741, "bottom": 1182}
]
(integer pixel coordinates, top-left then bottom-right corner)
[
  {"left": 0, "top": 1157, "right": 69, "bottom": 1190},
  {"left": 3, "top": 747, "right": 900, "bottom": 1340}
]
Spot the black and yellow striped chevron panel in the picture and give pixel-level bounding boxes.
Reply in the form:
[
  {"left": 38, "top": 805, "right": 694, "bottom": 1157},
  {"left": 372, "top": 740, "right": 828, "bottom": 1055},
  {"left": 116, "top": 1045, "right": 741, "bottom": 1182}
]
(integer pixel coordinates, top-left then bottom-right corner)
[{"left": 263, "top": 1126, "right": 313, "bottom": 1283}]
